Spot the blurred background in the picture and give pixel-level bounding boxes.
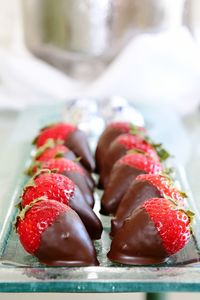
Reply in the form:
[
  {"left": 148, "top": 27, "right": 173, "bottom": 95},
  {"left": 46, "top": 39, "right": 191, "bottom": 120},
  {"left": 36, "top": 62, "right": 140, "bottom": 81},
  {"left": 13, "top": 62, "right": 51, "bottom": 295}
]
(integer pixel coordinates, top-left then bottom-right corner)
[
  {"left": 1, "top": 0, "right": 200, "bottom": 299},
  {"left": 1, "top": 0, "right": 200, "bottom": 111}
]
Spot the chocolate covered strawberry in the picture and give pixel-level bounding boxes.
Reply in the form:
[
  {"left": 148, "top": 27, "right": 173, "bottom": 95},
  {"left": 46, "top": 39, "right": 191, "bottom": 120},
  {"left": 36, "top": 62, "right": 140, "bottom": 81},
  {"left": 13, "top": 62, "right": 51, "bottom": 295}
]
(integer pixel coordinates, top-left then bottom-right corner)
[
  {"left": 99, "top": 133, "right": 159, "bottom": 188},
  {"left": 34, "top": 140, "right": 95, "bottom": 190},
  {"left": 28, "top": 158, "right": 94, "bottom": 208},
  {"left": 95, "top": 122, "right": 145, "bottom": 174},
  {"left": 111, "top": 174, "right": 187, "bottom": 235},
  {"left": 35, "top": 140, "right": 77, "bottom": 162},
  {"left": 21, "top": 172, "right": 102, "bottom": 239},
  {"left": 108, "top": 198, "right": 193, "bottom": 265},
  {"left": 33, "top": 123, "right": 95, "bottom": 171},
  {"left": 16, "top": 199, "right": 99, "bottom": 266},
  {"left": 100, "top": 153, "right": 162, "bottom": 215}
]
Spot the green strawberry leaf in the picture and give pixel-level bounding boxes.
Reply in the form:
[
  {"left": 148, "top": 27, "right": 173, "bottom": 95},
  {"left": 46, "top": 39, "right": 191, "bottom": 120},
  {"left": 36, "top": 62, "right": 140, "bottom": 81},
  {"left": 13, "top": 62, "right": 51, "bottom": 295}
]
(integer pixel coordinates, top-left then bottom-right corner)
[
  {"left": 54, "top": 152, "right": 65, "bottom": 158},
  {"left": 35, "top": 139, "right": 56, "bottom": 158},
  {"left": 185, "top": 210, "right": 195, "bottom": 222},
  {"left": 24, "top": 161, "right": 42, "bottom": 176},
  {"left": 151, "top": 143, "right": 171, "bottom": 162},
  {"left": 179, "top": 191, "right": 188, "bottom": 198}
]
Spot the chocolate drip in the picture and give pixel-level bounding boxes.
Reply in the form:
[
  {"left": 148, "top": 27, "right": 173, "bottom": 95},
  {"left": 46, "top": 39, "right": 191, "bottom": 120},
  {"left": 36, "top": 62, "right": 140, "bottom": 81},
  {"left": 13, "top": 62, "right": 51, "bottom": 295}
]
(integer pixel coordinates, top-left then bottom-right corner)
[
  {"left": 70, "top": 187, "right": 102, "bottom": 240},
  {"left": 63, "top": 170, "right": 94, "bottom": 208},
  {"left": 111, "top": 180, "right": 162, "bottom": 235},
  {"left": 66, "top": 130, "right": 95, "bottom": 172},
  {"left": 35, "top": 209, "right": 99, "bottom": 266},
  {"left": 108, "top": 206, "right": 168, "bottom": 265},
  {"left": 100, "top": 164, "right": 144, "bottom": 216}
]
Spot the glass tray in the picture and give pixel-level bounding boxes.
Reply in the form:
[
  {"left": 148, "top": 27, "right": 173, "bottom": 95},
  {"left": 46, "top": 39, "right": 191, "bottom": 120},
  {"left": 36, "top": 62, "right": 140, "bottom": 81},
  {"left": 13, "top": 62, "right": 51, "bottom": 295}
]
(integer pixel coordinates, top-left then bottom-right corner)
[{"left": 0, "top": 104, "right": 200, "bottom": 293}]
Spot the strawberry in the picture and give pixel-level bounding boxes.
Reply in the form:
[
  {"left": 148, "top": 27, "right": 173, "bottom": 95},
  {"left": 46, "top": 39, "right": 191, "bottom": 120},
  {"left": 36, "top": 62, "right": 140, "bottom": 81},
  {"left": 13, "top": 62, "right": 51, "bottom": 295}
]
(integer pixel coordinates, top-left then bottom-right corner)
[
  {"left": 34, "top": 123, "right": 76, "bottom": 148},
  {"left": 111, "top": 174, "right": 187, "bottom": 235},
  {"left": 28, "top": 158, "right": 94, "bottom": 208},
  {"left": 95, "top": 121, "right": 145, "bottom": 174},
  {"left": 21, "top": 172, "right": 75, "bottom": 207},
  {"left": 100, "top": 153, "right": 162, "bottom": 215},
  {"left": 16, "top": 199, "right": 99, "bottom": 266},
  {"left": 21, "top": 172, "right": 102, "bottom": 240},
  {"left": 99, "top": 133, "right": 159, "bottom": 188},
  {"left": 33, "top": 123, "right": 95, "bottom": 171},
  {"left": 30, "top": 142, "right": 95, "bottom": 191},
  {"left": 108, "top": 198, "right": 193, "bottom": 265},
  {"left": 116, "top": 134, "right": 159, "bottom": 159},
  {"left": 35, "top": 140, "right": 75, "bottom": 162},
  {"left": 117, "top": 153, "right": 162, "bottom": 174},
  {"left": 136, "top": 174, "right": 187, "bottom": 206},
  {"left": 109, "top": 122, "right": 132, "bottom": 131}
]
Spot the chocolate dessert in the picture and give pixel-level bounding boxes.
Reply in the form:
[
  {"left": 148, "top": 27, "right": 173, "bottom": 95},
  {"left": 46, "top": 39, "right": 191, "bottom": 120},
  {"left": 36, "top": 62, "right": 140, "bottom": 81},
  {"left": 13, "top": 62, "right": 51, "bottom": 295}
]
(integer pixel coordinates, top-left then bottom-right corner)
[
  {"left": 111, "top": 180, "right": 161, "bottom": 236},
  {"left": 107, "top": 205, "right": 168, "bottom": 265},
  {"left": 65, "top": 129, "right": 95, "bottom": 172},
  {"left": 100, "top": 153, "right": 162, "bottom": 216},
  {"left": 34, "top": 123, "right": 95, "bottom": 172},
  {"left": 95, "top": 122, "right": 131, "bottom": 176},
  {"left": 99, "top": 133, "right": 158, "bottom": 188},
  {"left": 35, "top": 208, "right": 99, "bottom": 266}
]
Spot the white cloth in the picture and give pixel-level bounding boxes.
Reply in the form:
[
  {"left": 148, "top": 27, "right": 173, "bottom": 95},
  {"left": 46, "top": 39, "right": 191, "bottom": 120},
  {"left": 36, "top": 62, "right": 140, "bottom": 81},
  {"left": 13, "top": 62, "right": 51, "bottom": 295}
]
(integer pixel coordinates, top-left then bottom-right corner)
[
  {"left": 0, "top": 26, "right": 200, "bottom": 115},
  {"left": 0, "top": 50, "right": 81, "bottom": 110},
  {"left": 86, "top": 27, "right": 200, "bottom": 115}
]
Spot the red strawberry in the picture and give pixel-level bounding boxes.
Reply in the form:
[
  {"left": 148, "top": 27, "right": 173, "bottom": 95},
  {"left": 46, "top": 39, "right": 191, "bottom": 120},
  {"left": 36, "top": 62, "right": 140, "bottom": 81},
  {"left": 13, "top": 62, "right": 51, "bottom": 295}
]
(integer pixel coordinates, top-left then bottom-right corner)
[
  {"left": 34, "top": 123, "right": 95, "bottom": 171},
  {"left": 111, "top": 174, "right": 187, "bottom": 235},
  {"left": 109, "top": 122, "right": 132, "bottom": 131},
  {"left": 34, "top": 143, "right": 95, "bottom": 191},
  {"left": 42, "top": 157, "right": 84, "bottom": 174},
  {"left": 95, "top": 121, "right": 145, "bottom": 174},
  {"left": 117, "top": 134, "right": 159, "bottom": 158},
  {"left": 21, "top": 172, "right": 75, "bottom": 207},
  {"left": 100, "top": 153, "right": 162, "bottom": 215},
  {"left": 35, "top": 123, "right": 76, "bottom": 148},
  {"left": 99, "top": 133, "right": 159, "bottom": 188},
  {"left": 35, "top": 142, "right": 75, "bottom": 162},
  {"left": 108, "top": 198, "right": 193, "bottom": 265},
  {"left": 118, "top": 153, "right": 162, "bottom": 174},
  {"left": 29, "top": 158, "right": 94, "bottom": 208},
  {"left": 16, "top": 200, "right": 99, "bottom": 266},
  {"left": 136, "top": 174, "right": 187, "bottom": 206},
  {"left": 21, "top": 172, "right": 102, "bottom": 240}
]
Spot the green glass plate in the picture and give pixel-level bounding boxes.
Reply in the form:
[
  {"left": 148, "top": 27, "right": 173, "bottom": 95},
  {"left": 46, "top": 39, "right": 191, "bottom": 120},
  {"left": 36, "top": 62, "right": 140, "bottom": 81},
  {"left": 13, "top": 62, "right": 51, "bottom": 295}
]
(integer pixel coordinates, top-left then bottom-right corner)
[{"left": 0, "top": 104, "right": 200, "bottom": 293}]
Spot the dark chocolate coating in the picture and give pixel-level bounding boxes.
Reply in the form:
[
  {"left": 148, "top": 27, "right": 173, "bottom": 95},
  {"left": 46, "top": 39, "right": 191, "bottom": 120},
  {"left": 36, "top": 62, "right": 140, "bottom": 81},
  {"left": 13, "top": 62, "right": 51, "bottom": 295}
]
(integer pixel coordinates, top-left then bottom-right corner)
[
  {"left": 100, "top": 164, "right": 144, "bottom": 216},
  {"left": 35, "top": 209, "right": 99, "bottom": 266},
  {"left": 66, "top": 130, "right": 95, "bottom": 172},
  {"left": 111, "top": 180, "right": 162, "bottom": 236},
  {"left": 95, "top": 127, "right": 126, "bottom": 175},
  {"left": 99, "top": 143, "right": 126, "bottom": 188},
  {"left": 84, "top": 171, "right": 96, "bottom": 192},
  {"left": 64, "top": 151, "right": 95, "bottom": 191},
  {"left": 107, "top": 206, "right": 168, "bottom": 265},
  {"left": 63, "top": 170, "right": 94, "bottom": 208},
  {"left": 70, "top": 187, "right": 102, "bottom": 240}
]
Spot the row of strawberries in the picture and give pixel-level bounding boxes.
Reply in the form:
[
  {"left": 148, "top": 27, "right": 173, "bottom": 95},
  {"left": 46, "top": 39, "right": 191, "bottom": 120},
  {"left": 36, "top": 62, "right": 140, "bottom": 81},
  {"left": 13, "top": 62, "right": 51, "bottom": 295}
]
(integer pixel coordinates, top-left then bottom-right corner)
[
  {"left": 95, "top": 122, "right": 194, "bottom": 265},
  {"left": 15, "top": 121, "right": 194, "bottom": 266},
  {"left": 16, "top": 123, "right": 101, "bottom": 266}
]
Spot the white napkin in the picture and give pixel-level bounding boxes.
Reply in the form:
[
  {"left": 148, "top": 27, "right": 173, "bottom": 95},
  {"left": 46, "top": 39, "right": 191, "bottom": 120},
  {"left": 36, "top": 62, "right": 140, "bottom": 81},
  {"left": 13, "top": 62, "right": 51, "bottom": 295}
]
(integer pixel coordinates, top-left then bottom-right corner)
[
  {"left": 86, "top": 27, "right": 200, "bottom": 115},
  {"left": 1, "top": 26, "right": 200, "bottom": 115},
  {"left": 0, "top": 49, "right": 81, "bottom": 110}
]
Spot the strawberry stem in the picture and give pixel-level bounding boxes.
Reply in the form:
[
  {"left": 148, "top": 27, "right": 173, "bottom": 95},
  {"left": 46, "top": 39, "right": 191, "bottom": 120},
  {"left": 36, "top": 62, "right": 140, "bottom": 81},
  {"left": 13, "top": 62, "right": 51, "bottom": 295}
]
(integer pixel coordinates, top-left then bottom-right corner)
[{"left": 35, "top": 139, "right": 56, "bottom": 159}]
